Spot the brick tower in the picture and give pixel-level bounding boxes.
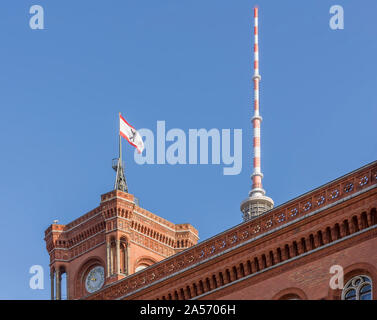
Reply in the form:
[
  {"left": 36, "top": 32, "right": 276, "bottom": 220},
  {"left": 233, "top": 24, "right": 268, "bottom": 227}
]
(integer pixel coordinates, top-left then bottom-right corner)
[
  {"left": 44, "top": 189, "right": 199, "bottom": 299},
  {"left": 44, "top": 124, "right": 199, "bottom": 299}
]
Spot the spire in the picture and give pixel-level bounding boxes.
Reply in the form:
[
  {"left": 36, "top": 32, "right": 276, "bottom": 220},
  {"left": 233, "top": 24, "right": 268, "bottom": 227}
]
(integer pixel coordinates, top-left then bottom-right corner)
[
  {"left": 241, "top": 7, "right": 274, "bottom": 221},
  {"left": 113, "top": 113, "right": 128, "bottom": 193}
]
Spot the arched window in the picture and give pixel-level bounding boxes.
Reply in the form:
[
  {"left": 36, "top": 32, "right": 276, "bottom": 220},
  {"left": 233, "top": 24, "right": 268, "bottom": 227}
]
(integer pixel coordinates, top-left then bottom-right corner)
[
  {"left": 342, "top": 275, "right": 372, "bottom": 300},
  {"left": 119, "top": 240, "right": 128, "bottom": 275}
]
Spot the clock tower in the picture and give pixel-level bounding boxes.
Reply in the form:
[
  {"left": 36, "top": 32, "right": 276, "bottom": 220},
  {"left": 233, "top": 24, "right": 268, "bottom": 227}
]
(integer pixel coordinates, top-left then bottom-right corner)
[
  {"left": 44, "top": 189, "right": 199, "bottom": 299},
  {"left": 45, "top": 124, "right": 199, "bottom": 299}
]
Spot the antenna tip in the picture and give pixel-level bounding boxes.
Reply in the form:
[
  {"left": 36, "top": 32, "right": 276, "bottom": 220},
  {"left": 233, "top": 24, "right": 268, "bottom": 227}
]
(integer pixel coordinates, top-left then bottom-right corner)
[{"left": 254, "top": 7, "right": 259, "bottom": 17}]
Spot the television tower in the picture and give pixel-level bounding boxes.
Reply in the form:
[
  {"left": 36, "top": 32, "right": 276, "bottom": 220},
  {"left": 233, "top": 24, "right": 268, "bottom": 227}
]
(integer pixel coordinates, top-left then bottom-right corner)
[{"left": 241, "top": 7, "right": 274, "bottom": 221}]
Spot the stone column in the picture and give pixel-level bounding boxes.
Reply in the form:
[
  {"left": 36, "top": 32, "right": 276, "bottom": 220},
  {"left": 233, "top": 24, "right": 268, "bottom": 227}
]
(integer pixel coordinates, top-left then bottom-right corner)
[
  {"left": 332, "top": 225, "right": 339, "bottom": 240},
  {"left": 272, "top": 251, "right": 279, "bottom": 265},
  {"left": 314, "top": 234, "right": 320, "bottom": 248},
  {"left": 210, "top": 275, "right": 217, "bottom": 289},
  {"left": 283, "top": 246, "right": 289, "bottom": 260},
  {"left": 289, "top": 244, "right": 295, "bottom": 258},
  {"left": 340, "top": 223, "right": 347, "bottom": 238},
  {"left": 367, "top": 211, "right": 373, "bottom": 227},
  {"left": 268, "top": 253, "right": 274, "bottom": 266},
  {"left": 50, "top": 270, "right": 55, "bottom": 300},
  {"left": 357, "top": 215, "right": 363, "bottom": 231},
  {"left": 307, "top": 238, "right": 313, "bottom": 251},
  {"left": 124, "top": 245, "right": 128, "bottom": 275},
  {"left": 229, "top": 269, "right": 236, "bottom": 282},
  {"left": 236, "top": 265, "right": 243, "bottom": 278},
  {"left": 106, "top": 242, "right": 111, "bottom": 277},
  {"left": 182, "top": 287, "right": 188, "bottom": 300},
  {"left": 66, "top": 271, "right": 69, "bottom": 300},
  {"left": 179, "top": 288, "right": 185, "bottom": 300},
  {"left": 190, "top": 284, "right": 195, "bottom": 299},
  {"left": 205, "top": 278, "right": 211, "bottom": 291},
  {"left": 252, "top": 259, "right": 259, "bottom": 272},
  {"left": 322, "top": 229, "right": 329, "bottom": 244},
  {"left": 350, "top": 220, "right": 356, "bottom": 234},
  {"left": 198, "top": 282, "right": 204, "bottom": 295},
  {"left": 327, "top": 227, "right": 334, "bottom": 242},
  {"left": 55, "top": 269, "right": 61, "bottom": 300},
  {"left": 263, "top": 255, "right": 269, "bottom": 268},
  {"left": 296, "top": 241, "right": 302, "bottom": 255},
  {"left": 116, "top": 239, "right": 120, "bottom": 275},
  {"left": 110, "top": 245, "right": 114, "bottom": 275}
]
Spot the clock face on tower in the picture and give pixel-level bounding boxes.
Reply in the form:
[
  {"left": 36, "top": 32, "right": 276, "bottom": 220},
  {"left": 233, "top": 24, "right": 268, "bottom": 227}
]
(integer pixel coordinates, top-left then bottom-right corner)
[{"left": 85, "top": 266, "right": 105, "bottom": 293}]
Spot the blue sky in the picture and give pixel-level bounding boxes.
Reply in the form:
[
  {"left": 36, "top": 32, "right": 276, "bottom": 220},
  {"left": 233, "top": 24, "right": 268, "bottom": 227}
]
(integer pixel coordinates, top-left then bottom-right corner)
[{"left": 0, "top": 0, "right": 376, "bottom": 299}]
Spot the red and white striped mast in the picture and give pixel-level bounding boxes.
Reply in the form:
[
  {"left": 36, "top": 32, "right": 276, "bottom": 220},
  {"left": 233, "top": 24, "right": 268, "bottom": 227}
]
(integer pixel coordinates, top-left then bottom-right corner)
[{"left": 241, "top": 7, "right": 274, "bottom": 221}]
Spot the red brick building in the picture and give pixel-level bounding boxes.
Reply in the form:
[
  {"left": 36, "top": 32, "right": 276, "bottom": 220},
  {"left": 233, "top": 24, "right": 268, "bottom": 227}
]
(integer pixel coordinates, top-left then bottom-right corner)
[
  {"left": 44, "top": 190, "right": 199, "bottom": 300},
  {"left": 45, "top": 160, "right": 377, "bottom": 300}
]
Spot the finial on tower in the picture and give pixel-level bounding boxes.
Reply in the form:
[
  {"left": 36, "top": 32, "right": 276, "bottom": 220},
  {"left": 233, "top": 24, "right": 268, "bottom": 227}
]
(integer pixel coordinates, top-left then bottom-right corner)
[
  {"left": 113, "top": 112, "right": 128, "bottom": 193},
  {"left": 241, "top": 7, "right": 274, "bottom": 221}
]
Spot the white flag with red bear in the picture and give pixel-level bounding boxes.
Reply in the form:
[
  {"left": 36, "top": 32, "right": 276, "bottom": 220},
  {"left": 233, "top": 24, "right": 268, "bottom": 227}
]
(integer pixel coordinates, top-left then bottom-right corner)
[{"left": 119, "top": 114, "right": 144, "bottom": 153}]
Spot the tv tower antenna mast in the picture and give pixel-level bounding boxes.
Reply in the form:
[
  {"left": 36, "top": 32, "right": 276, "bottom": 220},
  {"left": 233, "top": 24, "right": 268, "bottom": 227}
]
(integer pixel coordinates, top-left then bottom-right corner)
[{"left": 241, "top": 7, "right": 274, "bottom": 221}]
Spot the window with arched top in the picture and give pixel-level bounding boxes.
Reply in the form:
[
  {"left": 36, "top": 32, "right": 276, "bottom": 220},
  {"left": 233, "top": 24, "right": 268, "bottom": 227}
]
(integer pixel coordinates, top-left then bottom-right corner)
[{"left": 342, "top": 275, "right": 372, "bottom": 300}]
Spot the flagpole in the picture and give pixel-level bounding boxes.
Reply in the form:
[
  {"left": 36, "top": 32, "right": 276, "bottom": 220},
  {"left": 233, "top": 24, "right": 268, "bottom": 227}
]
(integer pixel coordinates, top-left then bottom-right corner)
[
  {"left": 115, "top": 112, "right": 128, "bottom": 193},
  {"left": 119, "top": 112, "right": 122, "bottom": 163}
]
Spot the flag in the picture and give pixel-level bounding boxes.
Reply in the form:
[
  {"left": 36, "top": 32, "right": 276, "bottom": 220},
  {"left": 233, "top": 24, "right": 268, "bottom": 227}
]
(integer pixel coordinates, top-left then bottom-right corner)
[{"left": 119, "top": 114, "right": 144, "bottom": 153}]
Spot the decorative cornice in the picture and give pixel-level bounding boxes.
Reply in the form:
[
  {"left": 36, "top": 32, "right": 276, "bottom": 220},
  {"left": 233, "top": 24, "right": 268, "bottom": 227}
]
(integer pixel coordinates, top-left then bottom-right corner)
[{"left": 192, "top": 224, "right": 377, "bottom": 300}]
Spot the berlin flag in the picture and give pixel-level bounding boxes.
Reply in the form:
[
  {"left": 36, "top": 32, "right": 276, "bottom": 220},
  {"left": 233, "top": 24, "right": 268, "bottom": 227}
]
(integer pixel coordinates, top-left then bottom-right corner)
[{"left": 119, "top": 114, "right": 144, "bottom": 153}]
